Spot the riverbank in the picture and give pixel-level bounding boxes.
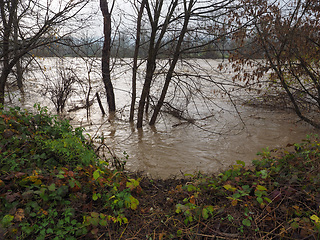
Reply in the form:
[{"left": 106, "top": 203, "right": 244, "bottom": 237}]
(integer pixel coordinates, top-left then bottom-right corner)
[{"left": 1, "top": 106, "right": 320, "bottom": 239}]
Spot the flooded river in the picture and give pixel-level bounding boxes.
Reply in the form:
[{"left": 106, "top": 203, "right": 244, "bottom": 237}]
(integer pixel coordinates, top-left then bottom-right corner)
[{"left": 9, "top": 58, "right": 319, "bottom": 178}]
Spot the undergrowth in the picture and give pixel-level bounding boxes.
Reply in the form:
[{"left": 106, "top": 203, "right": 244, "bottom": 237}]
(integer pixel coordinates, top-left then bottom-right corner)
[
  {"left": 0, "top": 105, "right": 140, "bottom": 239},
  {"left": 1, "top": 104, "right": 320, "bottom": 239}
]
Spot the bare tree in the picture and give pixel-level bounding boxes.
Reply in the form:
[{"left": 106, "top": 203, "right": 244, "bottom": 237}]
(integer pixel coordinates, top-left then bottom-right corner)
[
  {"left": 100, "top": 0, "right": 116, "bottom": 113},
  {"left": 13, "top": 2, "right": 23, "bottom": 92},
  {"left": 129, "top": 0, "right": 238, "bottom": 128},
  {"left": 136, "top": 0, "right": 180, "bottom": 128},
  {"left": 149, "top": 0, "right": 195, "bottom": 125},
  {"left": 130, "top": 0, "right": 147, "bottom": 122},
  {"left": 44, "top": 66, "right": 78, "bottom": 113},
  {"left": 0, "top": 0, "right": 91, "bottom": 105}
]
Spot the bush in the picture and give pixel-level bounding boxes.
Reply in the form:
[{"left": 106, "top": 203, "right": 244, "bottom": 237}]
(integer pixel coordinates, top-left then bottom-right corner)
[
  {"left": 0, "top": 104, "right": 97, "bottom": 172},
  {"left": 0, "top": 104, "right": 141, "bottom": 239}
]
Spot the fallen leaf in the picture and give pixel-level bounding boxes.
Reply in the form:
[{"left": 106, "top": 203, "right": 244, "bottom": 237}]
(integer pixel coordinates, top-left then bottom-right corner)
[
  {"left": 190, "top": 195, "right": 196, "bottom": 204},
  {"left": 231, "top": 199, "right": 238, "bottom": 206},
  {"left": 6, "top": 192, "right": 21, "bottom": 203},
  {"left": 14, "top": 208, "right": 25, "bottom": 222},
  {"left": 14, "top": 172, "right": 26, "bottom": 178},
  {"left": 159, "top": 232, "right": 165, "bottom": 240}
]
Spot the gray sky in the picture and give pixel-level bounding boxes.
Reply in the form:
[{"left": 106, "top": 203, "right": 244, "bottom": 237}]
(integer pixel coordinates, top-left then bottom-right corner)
[{"left": 80, "top": 0, "right": 134, "bottom": 38}]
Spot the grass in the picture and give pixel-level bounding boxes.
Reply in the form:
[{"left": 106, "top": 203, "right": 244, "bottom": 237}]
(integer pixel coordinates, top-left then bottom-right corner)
[{"left": 1, "top": 105, "right": 320, "bottom": 239}]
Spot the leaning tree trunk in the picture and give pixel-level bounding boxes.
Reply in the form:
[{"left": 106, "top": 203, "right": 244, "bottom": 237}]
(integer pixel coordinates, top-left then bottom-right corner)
[
  {"left": 136, "top": 0, "right": 161, "bottom": 129},
  {"left": 136, "top": 54, "right": 156, "bottom": 128},
  {"left": 149, "top": 0, "right": 193, "bottom": 126},
  {"left": 136, "top": 0, "right": 178, "bottom": 128},
  {"left": 100, "top": 0, "right": 116, "bottom": 113}
]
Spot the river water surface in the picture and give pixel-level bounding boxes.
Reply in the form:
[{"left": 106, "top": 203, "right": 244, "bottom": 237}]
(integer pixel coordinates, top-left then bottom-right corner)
[{"left": 9, "top": 58, "right": 319, "bottom": 178}]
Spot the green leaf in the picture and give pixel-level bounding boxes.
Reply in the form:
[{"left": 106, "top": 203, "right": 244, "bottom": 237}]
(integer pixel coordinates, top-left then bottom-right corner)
[
  {"left": 264, "top": 197, "right": 272, "bottom": 203},
  {"left": 21, "top": 225, "right": 34, "bottom": 234},
  {"left": 255, "top": 191, "right": 263, "bottom": 197},
  {"left": 233, "top": 193, "right": 241, "bottom": 199},
  {"left": 126, "top": 178, "right": 140, "bottom": 190},
  {"left": 311, "top": 215, "right": 320, "bottom": 223},
  {"left": 236, "top": 160, "right": 245, "bottom": 167},
  {"left": 256, "top": 185, "right": 267, "bottom": 191},
  {"left": 99, "top": 219, "right": 108, "bottom": 226},
  {"left": 69, "top": 180, "right": 75, "bottom": 188},
  {"left": 92, "top": 193, "right": 101, "bottom": 201},
  {"left": 242, "top": 218, "right": 251, "bottom": 227},
  {"left": 187, "top": 184, "right": 197, "bottom": 192},
  {"left": 202, "top": 208, "right": 209, "bottom": 219},
  {"left": 93, "top": 170, "right": 100, "bottom": 180},
  {"left": 89, "top": 217, "right": 99, "bottom": 226},
  {"left": 122, "top": 217, "right": 128, "bottom": 224},
  {"left": 259, "top": 170, "right": 268, "bottom": 179},
  {"left": 48, "top": 183, "right": 56, "bottom": 191},
  {"left": 129, "top": 196, "right": 139, "bottom": 210},
  {"left": 91, "top": 212, "right": 100, "bottom": 218},
  {"left": 223, "top": 184, "right": 237, "bottom": 192},
  {"left": 291, "top": 221, "right": 299, "bottom": 229},
  {"left": 206, "top": 205, "right": 214, "bottom": 214},
  {"left": 75, "top": 180, "right": 81, "bottom": 188},
  {"left": 1, "top": 215, "right": 14, "bottom": 227},
  {"left": 176, "top": 204, "right": 182, "bottom": 213},
  {"left": 256, "top": 197, "right": 263, "bottom": 204}
]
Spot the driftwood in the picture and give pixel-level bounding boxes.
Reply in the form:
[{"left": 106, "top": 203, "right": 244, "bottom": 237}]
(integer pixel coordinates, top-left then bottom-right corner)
[
  {"left": 68, "top": 99, "right": 94, "bottom": 112},
  {"left": 161, "top": 102, "right": 195, "bottom": 125}
]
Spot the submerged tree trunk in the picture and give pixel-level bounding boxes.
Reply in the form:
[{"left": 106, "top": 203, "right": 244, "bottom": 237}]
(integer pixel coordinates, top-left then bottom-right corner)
[
  {"left": 149, "top": 0, "right": 193, "bottom": 126},
  {"left": 136, "top": 0, "right": 178, "bottom": 128},
  {"left": 100, "top": 0, "right": 116, "bottom": 113},
  {"left": 136, "top": 0, "right": 160, "bottom": 128},
  {"left": 136, "top": 53, "right": 156, "bottom": 128},
  {"left": 0, "top": 0, "right": 17, "bottom": 104},
  {"left": 14, "top": 2, "right": 23, "bottom": 93},
  {"left": 0, "top": 74, "right": 7, "bottom": 105},
  {"left": 130, "top": 0, "right": 146, "bottom": 122}
]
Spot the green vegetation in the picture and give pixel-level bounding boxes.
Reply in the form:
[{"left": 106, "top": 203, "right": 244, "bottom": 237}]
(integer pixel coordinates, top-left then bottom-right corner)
[
  {"left": 0, "top": 105, "right": 140, "bottom": 239},
  {"left": 1, "top": 105, "right": 320, "bottom": 239}
]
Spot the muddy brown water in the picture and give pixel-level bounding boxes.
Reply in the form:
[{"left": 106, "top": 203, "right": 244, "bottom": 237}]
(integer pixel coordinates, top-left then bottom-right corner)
[{"left": 8, "top": 58, "right": 319, "bottom": 178}]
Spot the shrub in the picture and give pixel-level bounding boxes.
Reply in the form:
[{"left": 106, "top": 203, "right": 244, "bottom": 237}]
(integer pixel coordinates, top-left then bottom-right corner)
[{"left": 0, "top": 104, "right": 97, "bottom": 172}]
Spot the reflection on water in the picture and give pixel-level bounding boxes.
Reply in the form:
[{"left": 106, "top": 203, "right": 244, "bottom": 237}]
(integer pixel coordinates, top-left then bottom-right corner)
[{"left": 8, "top": 58, "right": 319, "bottom": 178}]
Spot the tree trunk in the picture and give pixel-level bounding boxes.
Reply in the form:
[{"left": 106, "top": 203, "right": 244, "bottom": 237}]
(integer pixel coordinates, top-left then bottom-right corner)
[
  {"left": 136, "top": 0, "right": 178, "bottom": 128},
  {"left": 136, "top": 55, "right": 156, "bottom": 128},
  {"left": 254, "top": 21, "right": 320, "bottom": 129},
  {"left": 14, "top": 2, "right": 23, "bottom": 92},
  {"left": 136, "top": 0, "right": 160, "bottom": 128},
  {"left": 0, "top": 0, "right": 19, "bottom": 104},
  {"left": 0, "top": 0, "right": 15, "bottom": 104},
  {"left": 149, "top": 0, "right": 193, "bottom": 126},
  {"left": 0, "top": 75, "right": 6, "bottom": 105},
  {"left": 130, "top": 0, "right": 146, "bottom": 122},
  {"left": 100, "top": 0, "right": 116, "bottom": 113}
]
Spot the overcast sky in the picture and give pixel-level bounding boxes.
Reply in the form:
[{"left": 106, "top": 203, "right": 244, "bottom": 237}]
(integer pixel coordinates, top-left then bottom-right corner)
[{"left": 80, "top": 0, "right": 134, "bottom": 38}]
